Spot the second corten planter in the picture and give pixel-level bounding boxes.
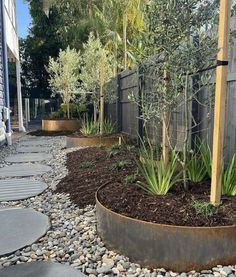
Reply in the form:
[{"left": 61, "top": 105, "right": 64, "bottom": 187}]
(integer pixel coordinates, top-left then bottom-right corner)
[
  {"left": 42, "top": 119, "right": 80, "bottom": 132},
  {"left": 66, "top": 134, "right": 124, "bottom": 148}
]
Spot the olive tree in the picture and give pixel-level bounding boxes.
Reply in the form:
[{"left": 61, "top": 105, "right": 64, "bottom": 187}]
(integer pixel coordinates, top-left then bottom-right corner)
[
  {"left": 81, "top": 33, "right": 113, "bottom": 134},
  {"left": 48, "top": 46, "right": 81, "bottom": 119},
  {"left": 140, "top": 0, "right": 219, "bottom": 187}
]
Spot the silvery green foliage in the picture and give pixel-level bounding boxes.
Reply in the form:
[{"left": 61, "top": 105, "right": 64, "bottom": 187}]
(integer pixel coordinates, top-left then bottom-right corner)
[
  {"left": 138, "top": 0, "right": 219, "bottom": 126},
  {"left": 80, "top": 33, "right": 113, "bottom": 111},
  {"left": 48, "top": 46, "right": 82, "bottom": 106}
]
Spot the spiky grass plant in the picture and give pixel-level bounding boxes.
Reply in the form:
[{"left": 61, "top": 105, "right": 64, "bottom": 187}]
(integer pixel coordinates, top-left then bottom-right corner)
[
  {"left": 137, "top": 140, "right": 181, "bottom": 195},
  {"left": 222, "top": 154, "right": 236, "bottom": 196},
  {"left": 186, "top": 151, "right": 208, "bottom": 183},
  {"left": 80, "top": 115, "right": 99, "bottom": 135}
]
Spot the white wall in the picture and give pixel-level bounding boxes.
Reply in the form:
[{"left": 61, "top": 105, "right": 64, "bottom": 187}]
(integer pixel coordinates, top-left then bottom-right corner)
[{"left": 4, "top": 0, "right": 19, "bottom": 60}]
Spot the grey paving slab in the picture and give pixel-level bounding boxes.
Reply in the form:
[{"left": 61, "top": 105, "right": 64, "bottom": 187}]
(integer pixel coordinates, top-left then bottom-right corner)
[
  {"left": 16, "top": 146, "right": 50, "bottom": 153},
  {"left": 19, "top": 140, "right": 51, "bottom": 146},
  {"left": 0, "top": 208, "right": 50, "bottom": 256},
  {"left": 0, "top": 262, "right": 86, "bottom": 277},
  {"left": 0, "top": 179, "right": 47, "bottom": 201},
  {"left": 0, "top": 164, "right": 51, "bottom": 178},
  {"left": 5, "top": 153, "right": 53, "bottom": 163}
]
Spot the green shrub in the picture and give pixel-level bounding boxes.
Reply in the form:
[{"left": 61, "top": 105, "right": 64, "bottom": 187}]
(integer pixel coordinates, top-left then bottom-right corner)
[
  {"left": 123, "top": 174, "right": 137, "bottom": 184},
  {"left": 112, "top": 160, "right": 131, "bottom": 170},
  {"left": 80, "top": 161, "right": 95, "bottom": 169},
  {"left": 192, "top": 199, "right": 217, "bottom": 219},
  {"left": 222, "top": 154, "right": 236, "bottom": 196}
]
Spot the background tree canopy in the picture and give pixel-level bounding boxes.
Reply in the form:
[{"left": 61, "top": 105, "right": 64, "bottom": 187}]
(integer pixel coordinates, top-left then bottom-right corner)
[{"left": 20, "top": 0, "right": 147, "bottom": 99}]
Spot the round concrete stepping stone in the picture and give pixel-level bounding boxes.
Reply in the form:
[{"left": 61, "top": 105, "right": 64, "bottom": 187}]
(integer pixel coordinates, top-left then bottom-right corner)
[
  {"left": 0, "top": 164, "right": 51, "bottom": 178},
  {"left": 5, "top": 153, "right": 53, "bottom": 163},
  {"left": 16, "top": 146, "right": 50, "bottom": 153},
  {"left": 0, "top": 262, "right": 86, "bottom": 277},
  {"left": 0, "top": 179, "right": 47, "bottom": 201},
  {"left": 19, "top": 140, "right": 51, "bottom": 146},
  {"left": 0, "top": 208, "right": 50, "bottom": 256}
]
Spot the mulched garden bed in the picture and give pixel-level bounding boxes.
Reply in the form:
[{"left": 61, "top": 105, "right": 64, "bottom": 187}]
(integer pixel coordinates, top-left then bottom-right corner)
[
  {"left": 28, "top": 130, "right": 75, "bottom": 136},
  {"left": 56, "top": 146, "right": 236, "bottom": 227}
]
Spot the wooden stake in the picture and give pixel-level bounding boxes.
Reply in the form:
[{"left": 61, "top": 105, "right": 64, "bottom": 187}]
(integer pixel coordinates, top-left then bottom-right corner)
[
  {"left": 211, "top": 0, "right": 231, "bottom": 205},
  {"left": 162, "top": 71, "right": 170, "bottom": 168},
  {"left": 99, "top": 54, "right": 105, "bottom": 135}
]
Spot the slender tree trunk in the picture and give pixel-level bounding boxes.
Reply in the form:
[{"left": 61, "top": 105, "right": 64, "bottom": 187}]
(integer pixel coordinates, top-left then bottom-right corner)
[
  {"left": 93, "top": 100, "right": 97, "bottom": 124},
  {"left": 100, "top": 55, "right": 105, "bottom": 135},
  {"left": 183, "top": 73, "right": 189, "bottom": 191},
  {"left": 67, "top": 100, "right": 70, "bottom": 119},
  {"left": 162, "top": 70, "right": 170, "bottom": 168},
  {"left": 123, "top": 13, "right": 127, "bottom": 70}
]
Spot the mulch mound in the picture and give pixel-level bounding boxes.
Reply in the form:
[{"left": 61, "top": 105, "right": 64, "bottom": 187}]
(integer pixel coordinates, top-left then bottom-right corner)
[{"left": 56, "top": 147, "right": 236, "bottom": 227}]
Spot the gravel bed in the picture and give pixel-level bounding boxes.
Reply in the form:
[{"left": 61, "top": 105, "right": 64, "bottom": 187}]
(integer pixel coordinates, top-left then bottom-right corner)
[{"left": 0, "top": 135, "right": 235, "bottom": 277}]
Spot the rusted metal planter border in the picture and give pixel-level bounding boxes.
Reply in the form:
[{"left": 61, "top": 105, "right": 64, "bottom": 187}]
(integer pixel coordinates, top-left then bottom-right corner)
[
  {"left": 42, "top": 119, "right": 80, "bottom": 132},
  {"left": 96, "top": 184, "right": 236, "bottom": 272},
  {"left": 66, "top": 134, "right": 124, "bottom": 148}
]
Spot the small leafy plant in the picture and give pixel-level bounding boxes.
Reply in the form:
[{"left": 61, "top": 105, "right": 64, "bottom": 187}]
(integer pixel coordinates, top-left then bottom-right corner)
[
  {"left": 123, "top": 174, "right": 137, "bottom": 184},
  {"left": 192, "top": 199, "right": 217, "bottom": 219},
  {"left": 107, "top": 144, "right": 122, "bottom": 158},
  {"left": 80, "top": 161, "right": 95, "bottom": 169},
  {"left": 112, "top": 160, "right": 131, "bottom": 170},
  {"left": 222, "top": 154, "right": 236, "bottom": 196}
]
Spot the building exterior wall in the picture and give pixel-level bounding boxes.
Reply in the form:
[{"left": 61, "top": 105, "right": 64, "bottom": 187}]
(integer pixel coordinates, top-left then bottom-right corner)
[
  {"left": 4, "top": 0, "right": 19, "bottom": 60},
  {"left": 0, "top": 3, "right": 6, "bottom": 144}
]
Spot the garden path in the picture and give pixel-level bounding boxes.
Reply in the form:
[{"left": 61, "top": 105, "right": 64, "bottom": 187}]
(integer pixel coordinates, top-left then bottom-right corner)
[{"left": 0, "top": 136, "right": 86, "bottom": 277}]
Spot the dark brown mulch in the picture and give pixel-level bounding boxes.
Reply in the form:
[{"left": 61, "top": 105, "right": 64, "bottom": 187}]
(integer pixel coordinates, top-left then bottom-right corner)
[
  {"left": 99, "top": 182, "right": 236, "bottom": 227},
  {"left": 56, "top": 147, "right": 138, "bottom": 208},
  {"left": 56, "top": 147, "right": 236, "bottom": 227},
  {"left": 28, "top": 130, "right": 75, "bottom": 136}
]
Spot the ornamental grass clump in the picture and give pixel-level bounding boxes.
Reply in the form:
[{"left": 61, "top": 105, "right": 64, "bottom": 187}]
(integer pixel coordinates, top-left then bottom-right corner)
[
  {"left": 137, "top": 142, "right": 181, "bottom": 195},
  {"left": 80, "top": 116, "right": 99, "bottom": 135},
  {"left": 186, "top": 151, "right": 208, "bottom": 183},
  {"left": 222, "top": 154, "right": 236, "bottom": 196}
]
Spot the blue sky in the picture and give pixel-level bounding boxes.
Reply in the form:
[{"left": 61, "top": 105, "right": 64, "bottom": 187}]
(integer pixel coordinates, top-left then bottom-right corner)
[{"left": 16, "top": 0, "right": 31, "bottom": 38}]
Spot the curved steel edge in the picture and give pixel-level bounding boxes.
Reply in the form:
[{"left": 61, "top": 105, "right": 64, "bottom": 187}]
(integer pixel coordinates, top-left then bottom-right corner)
[
  {"left": 66, "top": 134, "right": 124, "bottom": 148},
  {"left": 96, "top": 184, "right": 236, "bottom": 272},
  {"left": 42, "top": 119, "right": 81, "bottom": 132}
]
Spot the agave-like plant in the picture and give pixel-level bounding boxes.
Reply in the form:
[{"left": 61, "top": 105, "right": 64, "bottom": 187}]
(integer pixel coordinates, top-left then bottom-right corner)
[
  {"left": 80, "top": 115, "right": 99, "bottom": 135},
  {"left": 137, "top": 140, "right": 181, "bottom": 195},
  {"left": 222, "top": 154, "right": 236, "bottom": 196},
  {"left": 186, "top": 151, "right": 208, "bottom": 183}
]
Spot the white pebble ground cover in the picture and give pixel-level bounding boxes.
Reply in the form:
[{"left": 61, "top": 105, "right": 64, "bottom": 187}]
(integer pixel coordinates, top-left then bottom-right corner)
[{"left": 0, "top": 136, "right": 235, "bottom": 277}]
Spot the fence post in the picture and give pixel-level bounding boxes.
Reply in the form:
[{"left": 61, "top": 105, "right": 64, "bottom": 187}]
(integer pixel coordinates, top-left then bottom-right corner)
[
  {"left": 138, "top": 66, "right": 144, "bottom": 140},
  {"left": 116, "top": 74, "right": 122, "bottom": 132}
]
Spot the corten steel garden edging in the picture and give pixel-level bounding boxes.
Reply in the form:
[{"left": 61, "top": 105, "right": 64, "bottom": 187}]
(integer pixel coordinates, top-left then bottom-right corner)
[
  {"left": 96, "top": 184, "right": 236, "bottom": 272},
  {"left": 66, "top": 134, "right": 124, "bottom": 148},
  {"left": 42, "top": 119, "right": 81, "bottom": 132}
]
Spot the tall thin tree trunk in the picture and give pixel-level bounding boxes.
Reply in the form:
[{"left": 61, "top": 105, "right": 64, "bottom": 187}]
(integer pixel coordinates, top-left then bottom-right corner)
[
  {"left": 67, "top": 100, "right": 70, "bottom": 119},
  {"left": 123, "top": 13, "right": 127, "bottom": 70},
  {"left": 93, "top": 100, "right": 97, "bottom": 124},
  {"left": 162, "top": 70, "right": 170, "bottom": 168},
  {"left": 100, "top": 55, "right": 105, "bottom": 135},
  {"left": 183, "top": 73, "right": 189, "bottom": 191}
]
